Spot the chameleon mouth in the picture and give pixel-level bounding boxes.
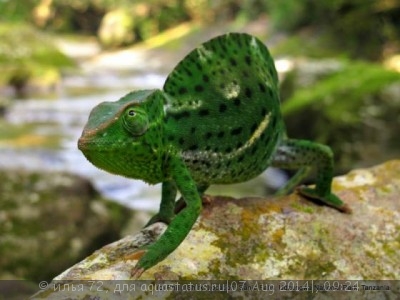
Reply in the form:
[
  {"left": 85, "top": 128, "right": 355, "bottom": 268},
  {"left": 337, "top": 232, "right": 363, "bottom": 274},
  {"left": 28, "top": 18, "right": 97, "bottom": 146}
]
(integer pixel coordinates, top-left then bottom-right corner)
[{"left": 77, "top": 136, "right": 96, "bottom": 152}]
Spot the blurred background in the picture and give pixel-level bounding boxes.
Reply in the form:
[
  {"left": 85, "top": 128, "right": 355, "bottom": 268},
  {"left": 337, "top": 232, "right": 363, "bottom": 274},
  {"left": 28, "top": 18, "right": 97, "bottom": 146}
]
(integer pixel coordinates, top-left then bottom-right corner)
[{"left": 0, "top": 0, "right": 399, "bottom": 287}]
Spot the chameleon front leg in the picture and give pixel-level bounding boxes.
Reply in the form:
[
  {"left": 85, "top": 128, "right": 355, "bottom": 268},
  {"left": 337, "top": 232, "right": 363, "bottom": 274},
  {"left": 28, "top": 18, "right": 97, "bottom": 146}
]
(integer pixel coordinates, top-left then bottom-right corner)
[
  {"left": 131, "top": 156, "right": 202, "bottom": 278},
  {"left": 272, "top": 139, "right": 351, "bottom": 213}
]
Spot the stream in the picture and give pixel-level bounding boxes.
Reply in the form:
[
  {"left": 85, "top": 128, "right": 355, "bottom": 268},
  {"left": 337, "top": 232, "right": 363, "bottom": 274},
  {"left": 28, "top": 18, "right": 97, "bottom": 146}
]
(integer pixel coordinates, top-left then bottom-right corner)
[{"left": 0, "top": 48, "right": 287, "bottom": 211}]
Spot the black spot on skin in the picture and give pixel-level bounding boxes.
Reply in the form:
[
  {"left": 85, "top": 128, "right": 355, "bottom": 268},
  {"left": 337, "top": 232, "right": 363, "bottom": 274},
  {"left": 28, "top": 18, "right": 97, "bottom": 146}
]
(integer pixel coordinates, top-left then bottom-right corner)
[
  {"left": 245, "top": 87, "right": 252, "bottom": 98},
  {"left": 236, "top": 36, "right": 243, "bottom": 46},
  {"left": 245, "top": 55, "right": 251, "bottom": 65},
  {"left": 234, "top": 98, "right": 241, "bottom": 106},
  {"left": 251, "top": 145, "right": 258, "bottom": 155},
  {"left": 268, "top": 88, "right": 274, "bottom": 98},
  {"left": 230, "top": 58, "right": 237, "bottom": 66},
  {"left": 217, "top": 131, "right": 225, "bottom": 138},
  {"left": 231, "top": 127, "right": 243, "bottom": 136},
  {"left": 259, "top": 82, "right": 266, "bottom": 93},
  {"left": 172, "top": 111, "right": 191, "bottom": 120},
  {"left": 261, "top": 131, "right": 268, "bottom": 141},
  {"left": 179, "top": 137, "right": 185, "bottom": 145},
  {"left": 219, "top": 103, "right": 227, "bottom": 113},
  {"left": 179, "top": 87, "right": 187, "bottom": 95},
  {"left": 184, "top": 67, "right": 193, "bottom": 77},
  {"left": 221, "top": 44, "right": 228, "bottom": 53},
  {"left": 261, "top": 107, "right": 267, "bottom": 116},
  {"left": 199, "top": 109, "right": 209, "bottom": 117},
  {"left": 205, "top": 132, "right": 213, "bottom": 139},
  {"left": 203, "top": 74, "right": 209, "bottom": 82},
  {"left": 196, "top": 62, "right": 202, "bottom": 71},
  {"left": 269, "top": 65, "right": 275, "bottom": 76},
  {"left": 271, "top": 116, "right": 277, "bottom": 127},
  {"left": 251, "top": 122, "right": 258, "bottom": 133},
  {"left": 195, "top": 85, "right": 204, "bottom": 93}
]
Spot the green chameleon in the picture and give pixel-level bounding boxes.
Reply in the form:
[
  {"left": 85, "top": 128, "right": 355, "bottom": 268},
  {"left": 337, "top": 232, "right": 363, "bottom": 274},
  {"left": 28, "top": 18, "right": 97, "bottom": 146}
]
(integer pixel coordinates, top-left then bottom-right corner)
[{"left": 78, "top": 33, "right": 350, "bottom": 278}]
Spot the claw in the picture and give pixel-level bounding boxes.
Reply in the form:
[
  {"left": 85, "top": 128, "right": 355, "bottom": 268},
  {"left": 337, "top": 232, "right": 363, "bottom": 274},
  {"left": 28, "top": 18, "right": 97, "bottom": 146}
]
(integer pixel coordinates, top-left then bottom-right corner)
[
  {"left": 131, "top": 266, "right": 145, "bottom": 279},
  {"left": 336, "top": 203, "right": 352, "bottom": 214},
  {"left": 125, "top": 249, "right": 146, "bottom": 261},
  {"left": 296, "top": 186, "right": 352, "bottom": 214}
]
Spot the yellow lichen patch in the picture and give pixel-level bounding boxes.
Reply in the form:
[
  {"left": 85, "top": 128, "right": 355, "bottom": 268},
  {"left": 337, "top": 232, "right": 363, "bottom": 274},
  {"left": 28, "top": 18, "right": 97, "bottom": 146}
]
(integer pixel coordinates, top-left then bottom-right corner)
[
  {"left": 334, "top": 169, "right": 376, "bottom": 188},
  {"left": 271, "top": 228, "right": 285, "bottom": 244},
  {"left": 147, "top": 227, "right": 222, "bottom": 279}
]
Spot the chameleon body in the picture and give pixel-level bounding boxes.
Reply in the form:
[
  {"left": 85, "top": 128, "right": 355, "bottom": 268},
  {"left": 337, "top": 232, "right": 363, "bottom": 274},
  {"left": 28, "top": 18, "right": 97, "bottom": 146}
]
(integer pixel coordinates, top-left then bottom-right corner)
[{"left": 78, "top": 33, "right": 349, "bottom": 278}]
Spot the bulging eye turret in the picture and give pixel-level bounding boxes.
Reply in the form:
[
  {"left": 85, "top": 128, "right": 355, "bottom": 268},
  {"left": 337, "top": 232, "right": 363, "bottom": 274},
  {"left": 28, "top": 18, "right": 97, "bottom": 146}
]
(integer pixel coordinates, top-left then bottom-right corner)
[{"left": 123, "top": 107, "right": 149, "bottom": 136}]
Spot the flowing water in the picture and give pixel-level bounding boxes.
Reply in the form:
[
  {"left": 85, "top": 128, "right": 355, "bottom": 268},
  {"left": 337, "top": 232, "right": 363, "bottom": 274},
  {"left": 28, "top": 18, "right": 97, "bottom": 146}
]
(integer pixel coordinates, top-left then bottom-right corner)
[{"left": 0, "top": 52, "right": 287, "bottom": 211}]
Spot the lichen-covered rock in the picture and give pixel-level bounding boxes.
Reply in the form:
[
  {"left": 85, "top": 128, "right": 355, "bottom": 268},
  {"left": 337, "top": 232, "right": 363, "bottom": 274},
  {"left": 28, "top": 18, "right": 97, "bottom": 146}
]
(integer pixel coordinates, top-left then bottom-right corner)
[
  {"left": 31, "top": 160, "right": 400, "bottom": 299},
  {"left": 0, "top": 170, "right": 132, "bottom": 282}
]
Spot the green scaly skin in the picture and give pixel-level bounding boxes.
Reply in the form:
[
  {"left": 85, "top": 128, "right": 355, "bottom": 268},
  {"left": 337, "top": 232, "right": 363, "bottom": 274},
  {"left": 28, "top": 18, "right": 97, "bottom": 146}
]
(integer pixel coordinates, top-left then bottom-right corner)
[{"left": 78, "top": 33, "right": 350, "bottom": 278}]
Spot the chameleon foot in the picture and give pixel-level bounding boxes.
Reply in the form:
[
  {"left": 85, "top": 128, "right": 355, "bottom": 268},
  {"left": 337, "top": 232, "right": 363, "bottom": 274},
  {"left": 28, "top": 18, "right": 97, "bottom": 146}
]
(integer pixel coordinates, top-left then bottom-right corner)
[
  {"left": 127, "top": 249, "right": 147, "bottom": 279},
  {"left": 297, "top": 186, "right": 352, "bottom": 214},
  {"left": 131, "top": 266, "right": 145, "bottom": 279}
]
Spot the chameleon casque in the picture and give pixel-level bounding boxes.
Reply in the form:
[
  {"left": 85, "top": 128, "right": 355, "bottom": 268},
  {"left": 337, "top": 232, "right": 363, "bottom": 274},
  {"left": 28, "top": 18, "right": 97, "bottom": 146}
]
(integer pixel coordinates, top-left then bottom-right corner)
[{"left": 78, "top": 33, "right": 350, "bottom": 278}]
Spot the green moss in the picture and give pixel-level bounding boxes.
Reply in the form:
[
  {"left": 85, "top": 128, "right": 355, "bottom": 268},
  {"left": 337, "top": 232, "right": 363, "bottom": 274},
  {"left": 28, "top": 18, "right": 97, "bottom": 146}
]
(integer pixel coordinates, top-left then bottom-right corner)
[
  {"left": 0, "top": 22, "right": 74, "bottom": 91},
  {"left": 304, "top": 261, "right": 336, "bottom": 278},
  {"left": 290, "top": 202, "right": 315, "bottom": 213}
]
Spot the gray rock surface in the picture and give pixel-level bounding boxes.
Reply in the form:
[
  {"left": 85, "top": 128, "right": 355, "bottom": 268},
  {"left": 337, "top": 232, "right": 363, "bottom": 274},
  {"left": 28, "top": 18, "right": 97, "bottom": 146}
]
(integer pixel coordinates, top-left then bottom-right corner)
[{"left": 31, "top": 160, "right": 400, "bottom": 299}]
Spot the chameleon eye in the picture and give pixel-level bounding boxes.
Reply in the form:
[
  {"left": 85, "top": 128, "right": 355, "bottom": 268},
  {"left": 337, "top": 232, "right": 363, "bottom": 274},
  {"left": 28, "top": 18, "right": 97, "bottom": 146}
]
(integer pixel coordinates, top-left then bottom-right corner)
[{"left": 123, "top": 107, "right": 149, "bottom": 136}]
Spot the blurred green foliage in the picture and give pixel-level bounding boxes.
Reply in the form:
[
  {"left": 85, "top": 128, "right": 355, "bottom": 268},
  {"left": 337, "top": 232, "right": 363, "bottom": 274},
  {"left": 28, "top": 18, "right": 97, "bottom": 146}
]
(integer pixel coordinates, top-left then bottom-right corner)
[
  {"left": 0, "top": 22, "right": 73, "bottom": 94},
  {"left": 281, "top": 60, "right": 400, "bottom": 170},
  {"left": 266, "top": 0, "right": 400, "bottom": 59},
  {"left": 0, "top": 0, "right": 398, "bottom": 57}
]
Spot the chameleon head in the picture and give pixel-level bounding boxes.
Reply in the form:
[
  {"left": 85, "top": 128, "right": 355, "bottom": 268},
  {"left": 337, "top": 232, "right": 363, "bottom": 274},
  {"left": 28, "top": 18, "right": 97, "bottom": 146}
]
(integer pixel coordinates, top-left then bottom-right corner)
[{"left": 78, "top": 89, "right": 165, "bottom": 183}]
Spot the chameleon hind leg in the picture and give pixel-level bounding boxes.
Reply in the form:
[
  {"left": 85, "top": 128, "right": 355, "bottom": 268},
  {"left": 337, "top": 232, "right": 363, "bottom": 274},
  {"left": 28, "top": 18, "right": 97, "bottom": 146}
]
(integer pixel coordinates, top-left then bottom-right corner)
[
  {"left": 271, "top": 139, "right": 351, "bottom": 213},
  {"left": 275, "top": 167, "right": 310, "bottom": 196}
]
